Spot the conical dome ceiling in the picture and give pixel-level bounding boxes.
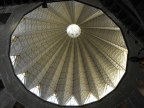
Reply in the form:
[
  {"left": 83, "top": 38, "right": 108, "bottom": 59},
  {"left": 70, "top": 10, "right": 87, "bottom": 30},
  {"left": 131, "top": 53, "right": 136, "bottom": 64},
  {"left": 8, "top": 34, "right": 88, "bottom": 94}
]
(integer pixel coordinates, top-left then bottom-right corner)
[{"left": 10, "top": 1, "right": 128, "bottom": 106}]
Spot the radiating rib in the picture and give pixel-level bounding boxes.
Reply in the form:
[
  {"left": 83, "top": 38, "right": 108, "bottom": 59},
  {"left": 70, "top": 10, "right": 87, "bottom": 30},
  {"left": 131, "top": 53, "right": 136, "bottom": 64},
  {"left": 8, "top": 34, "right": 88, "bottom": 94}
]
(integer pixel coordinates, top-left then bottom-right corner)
[
  {"left": 49, "top": 2, "right": 73, "bottom": 24},
  {"left": 82, "top": 26, "right": 120, "bottom": 31},
  {"left": 15, "top": 36, "right": 66, "bottom": 75},
  {"left": 83, "top": 34, "right": 126, "bottom": 71},
  {"left": 16, "top": 20, "right": 65, "bottom": 34},
  {"left": 13, "top": 34, "right": 63, "bottom": 70},
  {"left": 13, "top": 25, "right": 65, "bottom": 37},
  {"left": 82, "top": 35, "right": 122, "bottom": 86},
  {"left": 11, "top": 31, "right": 65, "bottom": 56},
  {"left": 81, "top": 14, "right": 117, "bottom": 28},
  {"left": 39, "top": 38, "right": 71, "bottom": 99},
  {"left": 26, "top": 36, "right": 66, "bottom": 89},
  {"left": 83, "top": 29, "right": 127, "bottom": 49},
  {"left": 25, "top": 6, "right": 68, "bottom": 25},
  {"left": 60, "top": 2, "right": 73, "bottom": 23},
  {"left": 78, "top": 38, "right": 106, "bottom": 99},
  {"left": 48, "top": 5, "right": 71, "bottom": 25},
  {"left": 16, "top": 28, "right": 65, "bottom": 37},
  {"left": 12, "top": 19, "right": 66, "bottom": 36},
  {"left": 74, "top": 1, "right": 84, "bottom": 23},
  {"left": 83, "top": 31, "right": 127, "bottom": 69},
  {"left": 65, "top": 1, "right": 75, "bottom": 23},
  {"left": 83, "top": 31, "right": 127, "bottom": 51},
  {"left": 23, "top": 17, "right": 67, "bottom": 26},
  {"left": 86, "top": 35, "right": 127, "bottom": 71},
  {"left": 24, "top": 7, "right": 68, "bottom": 24},
  {"left": 80, "top": 36, "right": 115, "bottom": 88},
  {"left": 55, "top": 40, "right": 74, "bottom": 105},
  {"left": 77, "top": 5, "right": 99, "bottom": 24},
  {"left": 40, "top": 39, "right": 71, "bottom": 100},
  {"left": 79, "top": 10, "right": 103, "bottom": 25},
  {"left": 59, "top": 39, "right": 74, "bottom": 105},
  {"left": 27, "top": 37, "right": 69, "bottom": 89},
  {"left": 73, "top": 39, "right": 90, "bottom": 104},
  {"left": 13, "top": 30, "right": 63, "bottom": 59},
  {"left": 72, "top": 39, "right": 80, "bottom": 104}
]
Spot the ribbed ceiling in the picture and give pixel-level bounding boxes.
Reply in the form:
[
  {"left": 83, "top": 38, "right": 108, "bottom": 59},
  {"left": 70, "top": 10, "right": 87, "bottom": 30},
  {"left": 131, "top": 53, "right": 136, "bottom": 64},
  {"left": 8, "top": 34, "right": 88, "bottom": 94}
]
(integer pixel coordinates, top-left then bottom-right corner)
[{"left": 10, "top": 1, "right": 128, "bottom": 106}]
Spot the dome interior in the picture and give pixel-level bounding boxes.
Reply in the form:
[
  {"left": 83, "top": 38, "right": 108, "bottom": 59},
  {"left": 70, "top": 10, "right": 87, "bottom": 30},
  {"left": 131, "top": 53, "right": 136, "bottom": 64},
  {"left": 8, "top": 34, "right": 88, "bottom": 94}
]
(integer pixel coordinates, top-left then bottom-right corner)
[{"left": 10, "top": 1, "right": 128, "bottom": 106}]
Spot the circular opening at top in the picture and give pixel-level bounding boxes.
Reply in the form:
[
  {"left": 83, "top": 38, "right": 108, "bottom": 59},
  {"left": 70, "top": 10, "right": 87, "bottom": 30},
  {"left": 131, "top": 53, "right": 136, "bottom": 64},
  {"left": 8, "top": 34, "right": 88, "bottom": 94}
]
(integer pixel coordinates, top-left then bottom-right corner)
[{"left": 67, "top": 24, "right": 81, "bottom": 38}]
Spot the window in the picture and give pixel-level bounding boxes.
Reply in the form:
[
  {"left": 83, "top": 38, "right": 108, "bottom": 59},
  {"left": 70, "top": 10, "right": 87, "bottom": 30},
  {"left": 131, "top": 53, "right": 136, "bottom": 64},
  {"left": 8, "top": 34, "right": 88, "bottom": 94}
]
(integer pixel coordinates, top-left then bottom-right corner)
[
  {"left": 66, "top": 96, "right": 78, "bottom": 106},
  {"left": 17, "top": 73, "right": 26, "bottom": 84},
  {"left": 103, "top": 85, "right": 114, "bottom": 96},
  {"left": 115, "top": 70, "right": 125, "bottom": 85},
  {"left": 11, "top": 35, "right": 17, "bottom": 42},
  {"left": 10, "top": 56, "right": 17, "bottom": 66},
  {"left": 30, "top": 85, "right": 40, "bottom": 96},
  {"left": 47, "top": 94, "right": 58, "bottom": 104},
  {"left": 84, "top": 93, "right": 97, "bottom": 104}
]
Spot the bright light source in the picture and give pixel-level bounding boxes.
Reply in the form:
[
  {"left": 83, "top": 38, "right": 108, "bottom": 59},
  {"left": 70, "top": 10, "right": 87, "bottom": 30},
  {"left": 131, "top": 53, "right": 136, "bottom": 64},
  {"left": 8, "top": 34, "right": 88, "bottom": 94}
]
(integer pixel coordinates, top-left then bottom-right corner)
[
  {"left": 10, "top": 56, "right": 17, "bottom": 66},
  {"left": 67, "top": 24, "right": 81, "bottom": 38},
  {"left": 17, "top": 73, "right": 26, "bottom": 84},
  {"left": 47, "top": 94, "right": 58, "bottom": 104},
  {"left": 30, "top": 86, "right": 40, "bottom": 96},
  {"left": 66, "top": 96, "right": 79, "bottom": 106},
  {"left": 84, "top": 93, "right": 97, "bottom": 104},
  {"left": 103, "top": 85, "right": 114, "bottom": 97}
]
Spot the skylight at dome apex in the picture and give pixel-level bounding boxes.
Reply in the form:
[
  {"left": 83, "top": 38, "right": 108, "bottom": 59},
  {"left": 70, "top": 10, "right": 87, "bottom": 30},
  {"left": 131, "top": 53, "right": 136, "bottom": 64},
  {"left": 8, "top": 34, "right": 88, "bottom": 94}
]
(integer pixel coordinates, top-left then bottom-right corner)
[
  {"left": 10, "top": 1, "right": 128, "bottom": 106},
  {"left": 67, "top": 24, "right": 81, "bottom": 38}
]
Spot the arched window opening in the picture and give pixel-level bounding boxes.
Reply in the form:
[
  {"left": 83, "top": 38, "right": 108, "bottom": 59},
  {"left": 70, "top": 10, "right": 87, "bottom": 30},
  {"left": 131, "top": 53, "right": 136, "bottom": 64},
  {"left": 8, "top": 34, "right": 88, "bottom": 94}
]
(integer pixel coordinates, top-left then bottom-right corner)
[
  {"left": 30, "top": 85, "right": 40, "bottom": 96},
  {"left": 10, "top": 56, "right": 17, "bottom": 66},
  {"left": 17, "top": 73, "right": 26, "bottom": 84},
  {"left": 66, "top": 96, "right": 79, "bottom": 106},
  {"left": 47, "top": 94, "right": 58, "bottom": 104},
  {"left": 84, "top": 93, "right": 97, "bottom": 104},
  {"left": 103, "top": 85, "right": 114, "bottom": 96}
]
